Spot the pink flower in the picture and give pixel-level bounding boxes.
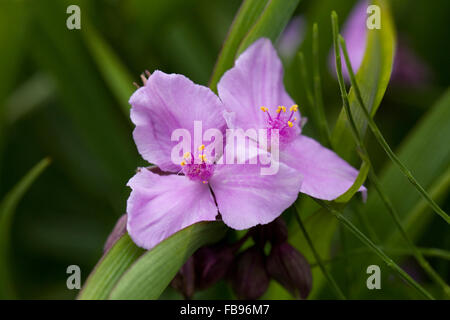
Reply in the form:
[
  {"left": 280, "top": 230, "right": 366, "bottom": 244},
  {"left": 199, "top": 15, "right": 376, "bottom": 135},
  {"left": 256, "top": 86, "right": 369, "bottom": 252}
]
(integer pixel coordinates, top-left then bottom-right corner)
[
  {"left": 127, "top": 71, "right": 302, "bottom": 250},
  {"left": 127, "top": 38, "right": 365, "bottom": 250},
  {"left": 218, "top": 38, "right": 365, "bottom": 201}
]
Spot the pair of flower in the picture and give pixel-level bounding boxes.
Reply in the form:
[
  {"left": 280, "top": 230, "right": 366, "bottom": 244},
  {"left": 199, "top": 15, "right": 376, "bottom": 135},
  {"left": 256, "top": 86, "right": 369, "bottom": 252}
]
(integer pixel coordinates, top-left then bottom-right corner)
[{"left": 127, "top": 38, "right": 365, "bottom": 250}]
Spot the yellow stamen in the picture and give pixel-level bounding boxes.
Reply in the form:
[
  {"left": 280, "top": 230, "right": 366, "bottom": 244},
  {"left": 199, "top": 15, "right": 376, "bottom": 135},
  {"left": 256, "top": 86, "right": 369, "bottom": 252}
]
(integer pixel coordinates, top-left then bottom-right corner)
[
  {"left": 260, "top": 106, "right": 268, "bottom": 112},
  {"left": 199, "top": 154, "right": 207, "bottom": 162},
  {"left": 183, "top": 152, "right": 191, "bottom": 159},
  {"left": 198, "top": 144, "right": 205, "bottom": 151},
  {"left": 294, "top": 117, "right": 297, "bottom": 121},
  {"left": 290, "top": 104, "right": 298, "bottom": 112},
  {"left": 287, "top": 121, "right": 293, "bottom": 128},
  {"left": 202, "top": 181, "right": 207, "bottom": 184},
  {"left": 276, "top": 106, "right": 286, "bottom": 113},
  {"left": 180, "top": 161, "right": 186, "bottom": 166}
]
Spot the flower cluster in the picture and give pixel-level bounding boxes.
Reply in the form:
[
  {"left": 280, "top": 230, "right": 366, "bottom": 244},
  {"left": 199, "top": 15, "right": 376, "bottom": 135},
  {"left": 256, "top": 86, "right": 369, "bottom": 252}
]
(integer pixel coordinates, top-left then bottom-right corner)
[
  {"left": 124, "top": 38, "right": 365, "bottom": 299},
  {"left": 126, "top": 38, "right": 364, "bottom": 251}
]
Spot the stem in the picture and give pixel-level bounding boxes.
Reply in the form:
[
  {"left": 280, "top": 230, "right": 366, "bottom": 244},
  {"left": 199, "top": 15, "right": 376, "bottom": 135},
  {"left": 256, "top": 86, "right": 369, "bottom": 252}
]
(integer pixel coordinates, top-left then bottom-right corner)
[
  {"left": 336, "top": 34, "right": 449, "bottom": 224},
  {"left": 335, "top": 26, "right": 450, "bottom": 297},
  {"left": 353, "top": 204, "right": 381, "bottom": 244},
  {"left": 297, "top": 51, "right": 315, "bottom": 115},
  {"left": 294, "top": 207, "right": 346, "bottom": 300},
  {"left": 311, "top": 247, "right": 450, "bottom": 268},
  {"left": 312, "top": 23, "right": 331, "bottom": 147},
  {"left": 315, "top": 197, "right": 435, "bottom": 300}
]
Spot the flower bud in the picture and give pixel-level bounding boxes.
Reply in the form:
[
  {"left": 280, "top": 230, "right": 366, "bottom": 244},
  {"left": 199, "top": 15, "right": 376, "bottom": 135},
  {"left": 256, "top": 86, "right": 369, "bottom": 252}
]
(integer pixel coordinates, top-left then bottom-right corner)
[
  {"left": 266, "top": 242, "right": 312, "bottom": 299},
  {"left": 194, "top": 245, "right": 234, "bottom": 290},
  {"left": 229, "top": 246, "right": 269, "bottom": 299},
  {"left": 251, "top": 217, "right": 288, "bottom": 247},
  {"left": 170, "top": 256, "right": 195, "bottom": 299}
]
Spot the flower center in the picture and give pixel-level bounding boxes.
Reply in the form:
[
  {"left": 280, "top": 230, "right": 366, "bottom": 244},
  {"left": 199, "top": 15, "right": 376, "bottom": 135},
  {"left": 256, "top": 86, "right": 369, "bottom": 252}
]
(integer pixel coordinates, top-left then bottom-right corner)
[
  {"left": 180, "top": 145, "right": 214, "bottom": 184},
  {"left": 261, "top": 104, "right": 298, "bottom": 145}
]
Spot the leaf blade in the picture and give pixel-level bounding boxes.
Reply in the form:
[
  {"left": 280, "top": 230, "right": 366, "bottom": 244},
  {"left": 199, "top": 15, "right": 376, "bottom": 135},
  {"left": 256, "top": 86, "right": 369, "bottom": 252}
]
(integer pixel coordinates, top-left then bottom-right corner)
[
  {"left": 331, "top": 0, "right": 396, "bottom": 162},
  {"left": 237, "top": 0, "right": 301, "bottom": 56},
  {"left": 109, "top": 222, "right": 226, "bottom": 300},
  {"left": 209, "top": 0, "right": 269, "bottom": 91},
  {"left": 77, "top": 234, "right": 144, "bottom": 300},
  {"left": 0, "top": 158, "right": 51, "bottom": 299}
]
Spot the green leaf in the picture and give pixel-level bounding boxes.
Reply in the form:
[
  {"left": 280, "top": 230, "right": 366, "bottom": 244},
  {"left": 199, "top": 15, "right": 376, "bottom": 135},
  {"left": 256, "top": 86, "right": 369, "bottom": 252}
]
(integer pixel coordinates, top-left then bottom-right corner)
[
  {"left": 77, "top": 235, "right": 144, "bottom": 300},
  {"left": 0, "top": 158, "right": 51, "bottom": 299},
  {"left": 209, "top": 0, "right": 269, "bottom": 91},
  {"left": 331, "top": 0, "right": 396, "bottom": 162},
  {"left": 237, "top": 0, "right": 301, "bottom": 56},
  {"left": 82, "top": 22, "right": 135, "bottom": 116},
  {"left": 335, "top": 161, "right": 370, "bottom": 203},
  {"left": 394, "top": 167, "right": 450, "bottom": 244},
  {"left": 109, "top": 222, "right": 227, "bottom": 299}
]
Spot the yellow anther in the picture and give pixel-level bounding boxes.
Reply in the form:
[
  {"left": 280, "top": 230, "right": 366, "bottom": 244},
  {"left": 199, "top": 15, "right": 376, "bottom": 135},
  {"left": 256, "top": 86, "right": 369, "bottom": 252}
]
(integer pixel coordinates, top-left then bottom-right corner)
[
  {"left": 294, "top": 117, "right": 297, "bottom": 121},
  {"left": 287, "top": 121, "right": 293, "bottom": 128},
  {"left": 276, "top": 106, "right": 286, "bottom": 113},
  {"left": 260, "top": 106, "right": 268, "bottom": 112},
  {"left": 202, "top": 181, "right": 207, "bottom": 184},
  {"left": 198, "top": 144, "right": 205, "bottom": 151},
  {"left": 180, "top": 161, "right": 186, "bottom": 166},
  {"left": 290, "top": 104, "right": 298, "bottom": 112},
  {"left": 183, "top": 152, "right": 191, "bottom": 159}
]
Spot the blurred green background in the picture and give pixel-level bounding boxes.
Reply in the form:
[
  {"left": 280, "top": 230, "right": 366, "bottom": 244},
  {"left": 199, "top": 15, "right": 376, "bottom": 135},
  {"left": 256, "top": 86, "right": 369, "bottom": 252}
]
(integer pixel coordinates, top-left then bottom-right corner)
[{"left": 0, "top": 0, "right": 448, "bottom": 299}]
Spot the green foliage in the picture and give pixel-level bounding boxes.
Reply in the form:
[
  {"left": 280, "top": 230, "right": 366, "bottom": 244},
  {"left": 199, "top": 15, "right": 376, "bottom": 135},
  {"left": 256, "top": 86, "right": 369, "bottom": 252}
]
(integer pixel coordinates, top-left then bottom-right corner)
[
  {"left": 109, "top": 222, "right": 226, "bottom": 299},
  {"left": 209, "top": 0, "right": 269, "bottom": 90},
  {"left": 77, "top": 235, "right": 144, "bottom": 300},
  {"left": 1, "top": 0, "right": 448, "bottom": 300}
]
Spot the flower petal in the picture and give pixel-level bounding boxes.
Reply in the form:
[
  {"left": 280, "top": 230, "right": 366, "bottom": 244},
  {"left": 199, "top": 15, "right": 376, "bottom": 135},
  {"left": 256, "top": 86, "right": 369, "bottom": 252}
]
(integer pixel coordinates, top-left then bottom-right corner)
[
  {"left": 127, "top": 168, "right": 218, "bottom": 250},
  {"left": 209, "top": 161, "right": 302, "bottom": 230},
  {"left": 130, "top": 71, "right": 226, "bottom": 172},
  {"left": 217, "top": 38, "right": 299, "bottom": 131},
  {"left": 281, "top": 135, "right": 365, "bottom": 201}
]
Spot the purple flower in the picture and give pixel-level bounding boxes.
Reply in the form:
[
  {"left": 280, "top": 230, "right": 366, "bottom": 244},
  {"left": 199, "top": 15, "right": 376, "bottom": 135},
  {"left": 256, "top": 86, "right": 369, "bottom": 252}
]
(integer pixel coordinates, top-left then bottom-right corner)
[
  {"left": 277, "top": 16, "right": 305, "bottom": 61},
  {"left": 330, "top": 0, "right": 430, "bottom": 85},
  {"left": 127, "top": 71, "right": 302, "bottom": 250},
  {"left": 218, "top": 38, "right": 365, "bottom": 201}
]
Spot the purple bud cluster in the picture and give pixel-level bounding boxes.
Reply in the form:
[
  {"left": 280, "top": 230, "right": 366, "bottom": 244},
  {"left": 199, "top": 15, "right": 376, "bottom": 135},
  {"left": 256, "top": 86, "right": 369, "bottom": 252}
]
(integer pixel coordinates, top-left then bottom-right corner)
[{"left": 171, "top": 218, "right": 312, "bottom": 300}]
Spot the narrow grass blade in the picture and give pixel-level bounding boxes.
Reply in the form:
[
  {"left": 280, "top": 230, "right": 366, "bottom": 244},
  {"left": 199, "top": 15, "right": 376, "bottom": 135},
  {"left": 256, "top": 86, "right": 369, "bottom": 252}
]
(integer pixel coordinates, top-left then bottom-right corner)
[
  {"left": 0, "top": 158, "right": 51, "bottom": 299},
  {"left": 337, "top": 33, "right": 448, "bottom": 223},
  {"left": 311, "top": 23, "right": 331, "bottom": 147},
  {"left": 332, "top": 12, "right": 449, "bottom": 297},
  {"left": 315, "top": 199, "right": 435, "bottom": 300},
  {"left": 294, "top": 207, "right": 346, "bottom": 299}
]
